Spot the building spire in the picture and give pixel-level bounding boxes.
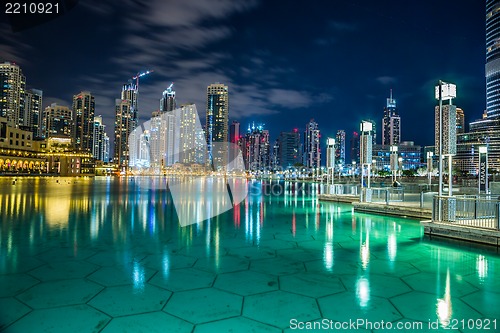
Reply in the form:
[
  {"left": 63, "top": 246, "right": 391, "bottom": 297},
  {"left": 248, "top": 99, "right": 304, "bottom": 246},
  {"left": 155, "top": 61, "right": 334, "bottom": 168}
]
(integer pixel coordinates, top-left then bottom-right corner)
[{"left": 390, "top": 88, "right": 393, "bottom": 100}]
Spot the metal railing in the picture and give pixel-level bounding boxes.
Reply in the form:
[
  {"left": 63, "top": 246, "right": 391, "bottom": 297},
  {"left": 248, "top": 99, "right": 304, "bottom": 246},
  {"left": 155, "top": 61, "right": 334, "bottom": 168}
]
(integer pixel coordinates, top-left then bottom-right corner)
[{"left": 433, "top": 195, "right": 500, "bottom": 230}]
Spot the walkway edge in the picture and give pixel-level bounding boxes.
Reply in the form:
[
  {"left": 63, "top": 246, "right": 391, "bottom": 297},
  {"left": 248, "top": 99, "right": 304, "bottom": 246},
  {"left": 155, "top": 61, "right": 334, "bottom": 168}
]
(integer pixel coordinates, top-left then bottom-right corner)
[{"left": 421, "top": 221, "right": 500, "bottom": 247}]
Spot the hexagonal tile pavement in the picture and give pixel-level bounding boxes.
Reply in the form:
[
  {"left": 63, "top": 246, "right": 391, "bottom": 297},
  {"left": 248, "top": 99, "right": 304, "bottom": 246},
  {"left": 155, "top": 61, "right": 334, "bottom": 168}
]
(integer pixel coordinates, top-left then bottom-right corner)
[
  {"left": 391, "top": 291, "right": 482, "bottom": 323},
  {"left": 17, "top": 278, "right": 103, "bottom": 309},
  {"left": 87, "top": 264, "right": 156, "bottom": 287},
  {"left": 365, "top": 259, "right": 421, "bottom": 277},
  {"left": 36, "top": 247, "right": 96, "bottom": 263},
  {"left": 276, "top": 248, "right": 324, "bottom": 262},
  {"left": 318, "top": 291, "right": 402, "bottom": 323},
  {"left": 149, "top": 267, "right": 215, "bottom": 292},
  {"left": 402, "top": 272, "right": 478, "bottom": 297},
  {"left": 461, "top": 290, "right": 500, "bottom": 318},
  {"left": 214, "top": 270, "right": 278, "bottom": 296},
  {"left": 89, "top": 284, "right": 171, "bottom": 317},
  {"left": 28, "top": 261, "right": 99, "bottom": 281},
  {"left": 257, "top": 239, "right": 298, "bottom": 250},
  {"left": 243, "top": 290, "right": 320, "bottom": 329},
  {"left": 101, "top": 311, "right": 193, "bottom": 333},
  {"left": 250, "top": 257, "right": 305, "bottom": 276},
  {"left": 85, "top": 250, "right": 146, "bottom": 267},
  {"left": 305, "top": 259, "right": 361, "bottom": 275},
  {"left": 1, "top": 256, "right": 45, "bottom": 274},
  {"left": 164, "top": 288, "right": 242, "bottom": 324},
  {"left": 280, "top": 272, "right": 345, "bottom": 297},
  {"left": 5, "top": 304, "right": 109, "bottom": 333},
  {"left": 229, "top": 246, "right": 276, "bottom": 260},
  {"left": 194, "top": 255, "right": 250, "bottom": 274},
  {"left": 141, "top": 253, "right": 197, "bottom": 271},
  {"left": 340, "top": 274, "right": 412, "bottom": 298},
  {"left": 0, "top": 297, "right": 31, "bottom": 330},
  {"left": 195, "top": 316, "right": 281, "bottom": 333},
  {"left": 0, "top": 273, "right": 39, "bottom": 297}
]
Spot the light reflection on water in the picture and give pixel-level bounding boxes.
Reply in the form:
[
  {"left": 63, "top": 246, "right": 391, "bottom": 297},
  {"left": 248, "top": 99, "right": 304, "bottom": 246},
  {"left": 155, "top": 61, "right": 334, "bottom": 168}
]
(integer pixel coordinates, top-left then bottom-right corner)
[{"left": 0, "top": 177, "right": 499, "bottom": 325}]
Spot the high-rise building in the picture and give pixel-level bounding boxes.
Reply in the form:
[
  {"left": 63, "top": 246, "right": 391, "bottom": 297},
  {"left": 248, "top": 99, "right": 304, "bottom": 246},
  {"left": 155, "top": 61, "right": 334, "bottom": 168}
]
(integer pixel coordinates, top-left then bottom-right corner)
[
  {"left": 114, "top": 99, "right": 132, "bottom": 166},
  {"left": 121, "top": 82, "right": 138, "bottom": 131},
  {"left": 277, "top": 129, "right": 301, "bottom": 169},
  {"left": 454, "top": 1, "right": 500, "bottom": 174},
  {"left": 25, "top": 88, "right": 43, "bottom": 137},
  {"left": 103, "top": 133, "right": 110, "bottom": 163},
  {"left": 335, "top": 130, "right": 346, "bottom": 165},
  {"left": 456, "top": 107, "right": 465, "bottom": 134},
  {"left": 206, "top": 83, "right": 229, "bottom": 170},
  {"left": 160, "top": 83, "right": 176, "bottom": 112},
  {"left": 303, "top": 119, "right": 321, "bottom": 168},
  {"left": 486, "top": 0, "right": 500, "bottom": 120},
  {"left": 93, "top": 115, "right": 106, "bottom": 161},
  {"left": 381, "top": 90, "right": 401, "bottom": 146},
  {"left": 350, "top": 131, "right": 360, "bottom": 163},
  {"left": 178, "top": 104, "right": 198, "bottom": 164},
  {"left": 72, "top": 91, "right": 95, "bottom": 152},
  {"left": 0, "top": 62, "right": 26, "bottom": 127},
  {"left": 243, "top": 123, "right": 270, "bottom": 171},
  {"left": 42, "top": 103, "right": 73, "bottom": 139}
]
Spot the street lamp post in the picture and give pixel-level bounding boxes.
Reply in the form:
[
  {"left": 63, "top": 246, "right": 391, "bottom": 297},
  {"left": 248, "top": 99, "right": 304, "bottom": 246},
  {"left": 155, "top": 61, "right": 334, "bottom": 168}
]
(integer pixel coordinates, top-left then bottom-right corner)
[
  {"left": 390, "top": 145, "right": 398, "bottom": 184},
  {"left": 427, "top": 151, "right": 434, "bottom": 187},
  {"left": 398, "top": 157, "right": 403, "bottom": 180},
  {"left": 352, "top": 161, "right": 356, "bottom": 181}
]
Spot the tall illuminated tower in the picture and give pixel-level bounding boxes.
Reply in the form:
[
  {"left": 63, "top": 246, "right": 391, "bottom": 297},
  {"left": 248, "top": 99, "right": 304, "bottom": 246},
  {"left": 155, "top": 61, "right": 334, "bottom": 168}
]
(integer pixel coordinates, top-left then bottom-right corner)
[
  {"left": 72, "top": 91, "right": 95, "bottom": 152},
  {"left": 0, "top": 62, "right": 26, "bottom": 127},
  {"left": 304, "top": 119, "right": 321, "bottom": 168},
  {"left": 335, "top": 130, "right": 346, "bottom": 165},
  {"left": 114, "top": 99, "right": 132, "bottom": 166},
  {"left": 486, "top": 0, "right": 500, "bottom": 119},
  {"left": 381, "top": 90, "right": 401, "bottom": 146},
  {"left": 206, "top": 83, "right": 229, "bottom": 169}
]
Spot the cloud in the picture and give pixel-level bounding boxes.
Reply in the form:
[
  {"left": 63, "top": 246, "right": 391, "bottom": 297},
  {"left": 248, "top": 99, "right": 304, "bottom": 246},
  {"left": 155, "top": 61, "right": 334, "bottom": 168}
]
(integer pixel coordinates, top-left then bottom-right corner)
[
  {"left": 268, "top": 89, "right": 312, "bottom": 108},
  {"left": 376, "top": 76, "right": 397, "bottom": 85},
  {"left": 0, "top": 23, "right": 32, "bottom": 63}
]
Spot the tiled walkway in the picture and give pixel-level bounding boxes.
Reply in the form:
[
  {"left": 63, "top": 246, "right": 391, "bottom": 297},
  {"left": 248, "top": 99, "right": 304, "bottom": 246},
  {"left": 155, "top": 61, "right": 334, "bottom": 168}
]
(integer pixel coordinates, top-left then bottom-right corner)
[{"left": 1, "top": 178, "right": 500, "bottom": 332}]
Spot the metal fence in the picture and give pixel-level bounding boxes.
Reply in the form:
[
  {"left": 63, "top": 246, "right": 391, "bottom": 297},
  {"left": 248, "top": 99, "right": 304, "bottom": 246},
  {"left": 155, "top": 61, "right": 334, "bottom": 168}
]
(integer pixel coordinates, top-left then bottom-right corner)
[{"left": 432, "top": 195, "right": 500, "bottom": 230}]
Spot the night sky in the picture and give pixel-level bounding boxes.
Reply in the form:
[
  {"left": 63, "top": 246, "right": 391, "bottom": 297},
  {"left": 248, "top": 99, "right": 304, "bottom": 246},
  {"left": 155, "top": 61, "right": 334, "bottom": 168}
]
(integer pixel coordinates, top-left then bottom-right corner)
[{"left": 0, "top": 0, "right": 486, "bottom": 152}]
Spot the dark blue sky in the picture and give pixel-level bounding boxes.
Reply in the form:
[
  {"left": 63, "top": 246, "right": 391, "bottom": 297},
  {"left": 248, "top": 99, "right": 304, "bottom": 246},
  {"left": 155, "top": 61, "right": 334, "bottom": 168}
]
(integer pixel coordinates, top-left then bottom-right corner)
[{"left": 0, "top": 0, "right": 486, "bottom": 148}]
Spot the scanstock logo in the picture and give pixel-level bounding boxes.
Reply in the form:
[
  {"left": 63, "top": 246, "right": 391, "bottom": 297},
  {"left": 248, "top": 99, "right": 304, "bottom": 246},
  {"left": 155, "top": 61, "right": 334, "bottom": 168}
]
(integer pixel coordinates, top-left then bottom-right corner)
[{"left": 127, "top": 104, "right": 248, "bottom": 227}]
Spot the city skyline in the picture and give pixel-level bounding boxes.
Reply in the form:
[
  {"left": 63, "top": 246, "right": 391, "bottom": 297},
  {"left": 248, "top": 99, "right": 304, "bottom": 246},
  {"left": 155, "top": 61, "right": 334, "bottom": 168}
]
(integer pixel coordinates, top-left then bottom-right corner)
[{"left": 0, "top": 1, "right": 485, "bottom": 148}]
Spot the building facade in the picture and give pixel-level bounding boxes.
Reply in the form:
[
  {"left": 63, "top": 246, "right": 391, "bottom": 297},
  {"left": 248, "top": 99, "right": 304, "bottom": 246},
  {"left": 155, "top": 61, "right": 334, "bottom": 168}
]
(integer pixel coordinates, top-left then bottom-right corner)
[
  {"left": 0, "top": 62, "right": 26, "bottom": 127},
  {"left": 381, "top": 90, "right": 401, "bottom": 146},
  {"left": 43, "top": 103, "right": 73, "bottom": 139},
  {"left": 303, "top": 119, "right": 321, "bottom": 168},
  {"left": 277, "top": 129, "right": 301, "bottom": 169},
  {"left": 93, "top": 115, "right": 106, "bottom": 161},
  {"left": 335, "top": 130, "right": 346, "bottom": 166},
  {"left": 206, "top": 83, "right": 229, "bottom": 170},
  {"left": 72, "top": 91, "right": 95, "bottom": 152}
]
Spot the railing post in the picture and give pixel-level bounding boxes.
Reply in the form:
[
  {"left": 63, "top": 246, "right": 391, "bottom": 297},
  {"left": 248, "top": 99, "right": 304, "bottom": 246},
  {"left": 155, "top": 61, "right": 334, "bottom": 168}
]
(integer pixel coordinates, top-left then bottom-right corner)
[
  {"left": 420, "top": 191, "right": 424, "bottom": 209},
  {"left": 385, "top": 189, "right": 389, "bottom": 205},
  {"left": 474, "top": 195, "right": 478, "bottom": 219},
  {"left": 497, "top": 202, "right": 500, "bottom": 231}
]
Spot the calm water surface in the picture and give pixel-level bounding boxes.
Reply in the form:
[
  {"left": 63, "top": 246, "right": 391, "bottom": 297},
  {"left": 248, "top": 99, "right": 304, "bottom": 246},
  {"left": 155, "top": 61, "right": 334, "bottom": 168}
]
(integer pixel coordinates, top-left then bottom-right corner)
[{"left": 0, "top": 177, "right": 499, "bottom": 333}]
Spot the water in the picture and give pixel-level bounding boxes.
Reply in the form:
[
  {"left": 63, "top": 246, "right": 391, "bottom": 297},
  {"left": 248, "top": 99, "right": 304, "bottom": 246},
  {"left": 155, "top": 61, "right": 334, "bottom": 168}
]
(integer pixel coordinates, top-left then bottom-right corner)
[{"left": 0, "top": 177, "right": 499, "bottom": 332}]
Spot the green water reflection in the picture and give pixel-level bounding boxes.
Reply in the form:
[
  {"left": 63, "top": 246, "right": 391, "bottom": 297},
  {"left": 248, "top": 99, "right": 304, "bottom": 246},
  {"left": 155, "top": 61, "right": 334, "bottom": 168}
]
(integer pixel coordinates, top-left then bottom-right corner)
[{"left": 0, "top": 177, "right": 499, "bottom": 331}]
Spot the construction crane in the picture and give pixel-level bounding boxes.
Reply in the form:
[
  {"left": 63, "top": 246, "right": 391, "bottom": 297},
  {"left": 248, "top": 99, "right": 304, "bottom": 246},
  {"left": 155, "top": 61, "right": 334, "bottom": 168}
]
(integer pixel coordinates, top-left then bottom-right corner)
[{"left": 130, "top": 70, "right": 154, "bottom": 90}]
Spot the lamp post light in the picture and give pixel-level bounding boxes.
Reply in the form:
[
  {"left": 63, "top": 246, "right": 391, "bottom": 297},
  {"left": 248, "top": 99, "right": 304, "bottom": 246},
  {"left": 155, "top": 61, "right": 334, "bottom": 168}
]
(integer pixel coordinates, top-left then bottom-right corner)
[
  {"left": 427, "top": 151, "right": 434, "bottom": 187},
  {"left": 390, "top": 145, "right": 398, "bottom": 184},
  {"left": 398, "top": 157, "right": 403, "bottom": 180},
  {"left": 352, "top": 161, "right": 356, "bottom": 181},
  {"left": 435, "top": 80, "right": 457, "bottom": 221},
  {"left": 479, "top": 145, "right": 488, "bottom": 194}
]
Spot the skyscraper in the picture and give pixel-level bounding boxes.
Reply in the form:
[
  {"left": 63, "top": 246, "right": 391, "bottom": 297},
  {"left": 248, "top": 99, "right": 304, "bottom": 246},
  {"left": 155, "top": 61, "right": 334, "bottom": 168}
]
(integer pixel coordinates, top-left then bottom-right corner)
[
  {"left": 42, "top": 103, "right": 73, "bottom": 138},
  {"left": 381, "top": 90, "right": 401, "bottom": 146},
  {"left": 206, "top": 83, "right": 229, "bottom": 169},
  {"left": 303, "top": 119, "right": 321, "bottom": 168},
  {"left": 486, "top": 0, "right": 500, "bottom": 119},
  {"left": 0, "top": 61, "right": 26, "bottom": 127},
  {"left": 335, "top": 130, "right": 346, "bottom": 166},
  {"left": 456, "top": 107, "right": 465, "bottom": 134},
  {"left": 277, "top": 129, "right": 301, "bottom": 169},
  {"left": 243, "top": 123, "right": 270, "bottom": 171},
  {"left": 350, "top": 131, "right": 360, "bottom": 163},
  {"left": 25, "top": 88, "right": 43, "bottom": 137},
  {"left": 72, "top": 91, "right": 95, "bottom": 152},
  {"left": 121, "top": 82, "right": 138, "bottom": 131},
  {"left": 160, "top": 83, "right": 176, "bottom": 112},
  {"left": 93, "top": 115, "right": 106, "bottom": 161},
  {"left": 114, "top": 99, "right": 132, "bottom": 166},
  {"left": 178, "top": 104, "right": 198, "bottom": 164}
]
